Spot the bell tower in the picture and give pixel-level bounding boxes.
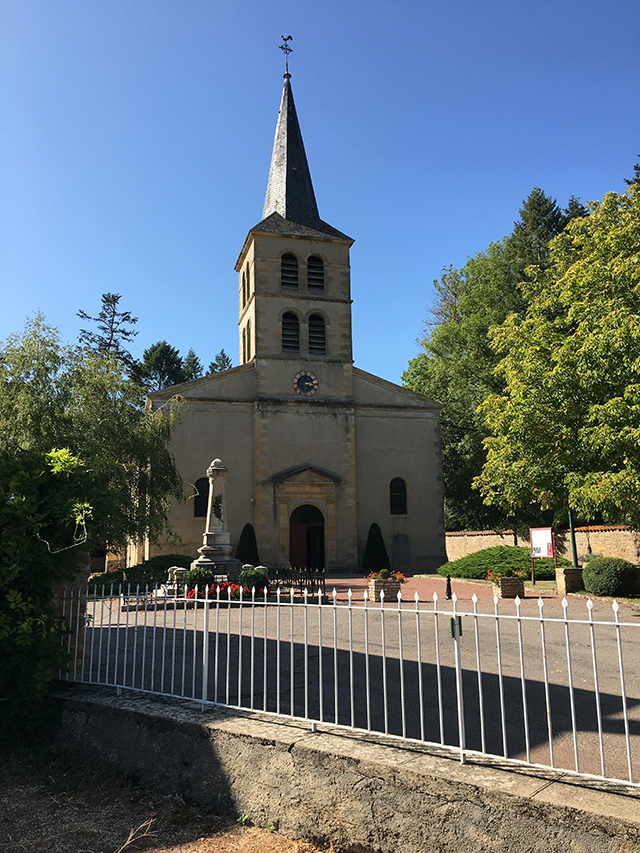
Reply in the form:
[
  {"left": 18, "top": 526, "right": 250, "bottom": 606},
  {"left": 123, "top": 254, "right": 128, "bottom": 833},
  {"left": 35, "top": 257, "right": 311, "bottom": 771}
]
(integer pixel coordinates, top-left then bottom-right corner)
[{"left": 234, "top": 72, "right": 355, "bottom": 403}]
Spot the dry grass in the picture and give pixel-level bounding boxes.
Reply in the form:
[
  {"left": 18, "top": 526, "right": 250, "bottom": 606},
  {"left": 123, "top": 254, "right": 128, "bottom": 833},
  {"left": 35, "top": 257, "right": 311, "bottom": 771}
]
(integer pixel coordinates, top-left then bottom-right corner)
[{"left": 0, "top": 745, "right": 324, "bottom": 853}]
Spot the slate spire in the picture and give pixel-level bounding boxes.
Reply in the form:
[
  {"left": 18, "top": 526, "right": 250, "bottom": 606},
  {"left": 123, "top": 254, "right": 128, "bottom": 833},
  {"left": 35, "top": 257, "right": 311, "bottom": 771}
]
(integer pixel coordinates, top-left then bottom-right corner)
[{"left": 262, "top": 74, "right": 321, "bottom": 227}]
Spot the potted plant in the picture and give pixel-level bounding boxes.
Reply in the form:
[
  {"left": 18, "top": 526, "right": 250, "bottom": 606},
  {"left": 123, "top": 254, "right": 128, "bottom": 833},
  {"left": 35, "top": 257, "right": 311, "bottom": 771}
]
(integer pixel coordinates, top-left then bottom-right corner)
[
  {"left": 366, "top": 568, "right": 407, "bottom": 603},
  {"left": 487, "top": 567, "right": 525, "bottom": 599}
]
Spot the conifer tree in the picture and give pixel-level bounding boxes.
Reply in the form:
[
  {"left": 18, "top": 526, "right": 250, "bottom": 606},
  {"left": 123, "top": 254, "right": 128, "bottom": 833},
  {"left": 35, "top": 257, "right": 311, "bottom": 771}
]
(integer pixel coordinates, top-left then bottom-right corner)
[
  {"left": 182, "top": 348, "right": 203, "bottom": 381},
  {"left": 208, "top": 349, "right": 232, "bottom": 374},
  {"left": 77, "top": 292, "right": 138, "bottom": 369},
  {"left": 362, "top": 523, "right": 390, "bottom": 572},
  {"left": 235, "top": 522, "right": 260, "bottom": 566},
  {"left": 141, "top": 341, "right": 185, "bottom": 390},
  {"left": 624, "top": 155, "right": 640, "bottom": 186}
]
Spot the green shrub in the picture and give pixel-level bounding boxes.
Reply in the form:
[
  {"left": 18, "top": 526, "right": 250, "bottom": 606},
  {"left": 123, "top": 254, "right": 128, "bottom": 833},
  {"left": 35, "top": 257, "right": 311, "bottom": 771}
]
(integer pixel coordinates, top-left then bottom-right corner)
[
  {"left": 582, "top": 557, "right": 637, "bottom": 598},
  {"left": 239, "top": 566, "right": 269, "bottom": 592},
  {"left": 362, "top": 523, "right": 390, "bottom": 572},
  {"left": 377, "top": 568, "right": 390, "bottom": 580},
  {"left": 125, "top": 553, "right": 192, "bottom": 587},
  {"left": 181, "top": 565, "right": 221, "bottom": 588},
  {"left": 235, "top": 523, "right": 260, "bottom": 566},
  {"left": 437, "top": 545, "right": 570, "bottom": 581}
]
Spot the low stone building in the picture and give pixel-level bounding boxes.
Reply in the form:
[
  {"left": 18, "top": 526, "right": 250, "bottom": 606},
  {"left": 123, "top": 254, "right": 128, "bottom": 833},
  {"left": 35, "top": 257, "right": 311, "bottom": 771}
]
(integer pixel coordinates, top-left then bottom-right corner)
[{"left": 146, "top": 72, "right": 446, "bottom": 574}]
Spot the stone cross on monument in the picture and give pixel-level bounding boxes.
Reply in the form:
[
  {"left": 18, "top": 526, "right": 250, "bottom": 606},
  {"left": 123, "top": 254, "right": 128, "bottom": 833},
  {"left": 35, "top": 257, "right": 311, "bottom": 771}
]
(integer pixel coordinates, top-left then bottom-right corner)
[{"left": 191, "top": 459, "right": 241, "bottom": 572}]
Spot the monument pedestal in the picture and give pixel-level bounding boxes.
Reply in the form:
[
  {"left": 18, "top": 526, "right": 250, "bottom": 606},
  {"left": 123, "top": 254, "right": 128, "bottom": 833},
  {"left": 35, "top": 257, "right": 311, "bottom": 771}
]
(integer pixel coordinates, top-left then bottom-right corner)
[{"left": 191, "top": 458, "right": 241, "bottom": 574}]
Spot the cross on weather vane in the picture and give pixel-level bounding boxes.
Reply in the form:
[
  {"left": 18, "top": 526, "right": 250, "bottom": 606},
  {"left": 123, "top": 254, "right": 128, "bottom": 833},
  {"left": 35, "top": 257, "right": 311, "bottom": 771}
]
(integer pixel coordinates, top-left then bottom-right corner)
[{"left": 279, "top": 34, "right": 293, "bottom": 74}]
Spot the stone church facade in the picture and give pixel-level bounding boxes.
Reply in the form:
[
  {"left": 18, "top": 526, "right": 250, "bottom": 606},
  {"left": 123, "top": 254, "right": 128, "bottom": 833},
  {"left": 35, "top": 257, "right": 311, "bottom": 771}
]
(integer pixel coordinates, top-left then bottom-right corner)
[{"left": 147, "top": 73, "right": 446, "bottom": 574}]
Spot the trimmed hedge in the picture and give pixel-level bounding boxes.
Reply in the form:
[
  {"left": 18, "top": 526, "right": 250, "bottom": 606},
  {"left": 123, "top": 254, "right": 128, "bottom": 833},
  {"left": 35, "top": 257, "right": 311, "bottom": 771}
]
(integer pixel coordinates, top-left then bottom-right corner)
[
  {"left": 235, "top": 523, "right": 260, "bottom": 566},
  {"left": 362, "top": 523, "right": 390, "bottom": 572},
  {"left": 88, "top": 553, "right": 192, "bottom": 591},
  {"left": 87, "top": 570, "right": 125, "bottom": 591},
  {"left": 582, "top": 557, "right": 637, "bottom": 598},
  {"left": 437, "top": 545, "right": 570, "bottom": 581}
]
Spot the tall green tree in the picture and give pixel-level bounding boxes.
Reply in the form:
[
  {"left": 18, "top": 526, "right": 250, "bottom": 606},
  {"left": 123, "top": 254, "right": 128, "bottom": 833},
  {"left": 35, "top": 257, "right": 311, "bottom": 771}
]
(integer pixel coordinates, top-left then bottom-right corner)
[
  {"left": 476, "top": 186, "right": 640, "bottom": 527},
  {"left": 208, "top": 349, "right": 232, "bottom": 374},
  {"left": 0, "top": 447, "right": 98, "bottom": 737},
  {"left": 403, "top": 188, "right": 572, "bottom": 530},
  {"left": 77, "top": 292, "right": 139, "bottom": 369},
  {"left": 0, "top": 317, "right": 183, "bottom": 552},
  {"left": 141, "top": 341, "right": 185, "bottom": 390},
  {"left": 624, "top": 155, "right": 640, "bottom": 186},
  {"left": 0, "top": 318, "right": 184, "bottom": 736},
  {"left": 182, "top": 348, "right": 203, "bottom": 382}
]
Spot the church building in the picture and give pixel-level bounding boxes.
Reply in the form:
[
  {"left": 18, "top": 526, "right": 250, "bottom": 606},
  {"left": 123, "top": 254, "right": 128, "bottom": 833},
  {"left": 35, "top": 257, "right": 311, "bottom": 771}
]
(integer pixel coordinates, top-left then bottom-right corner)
[{"left": 148, "top": 72, "right": 446, "bottom": 574}]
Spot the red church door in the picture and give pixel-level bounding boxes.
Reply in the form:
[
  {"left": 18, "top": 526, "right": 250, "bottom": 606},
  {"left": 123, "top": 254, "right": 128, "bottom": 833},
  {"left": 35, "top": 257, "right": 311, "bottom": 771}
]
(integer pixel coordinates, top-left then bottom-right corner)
[{"left": 289, "top": 504, "right": 325, "bottom": 570}]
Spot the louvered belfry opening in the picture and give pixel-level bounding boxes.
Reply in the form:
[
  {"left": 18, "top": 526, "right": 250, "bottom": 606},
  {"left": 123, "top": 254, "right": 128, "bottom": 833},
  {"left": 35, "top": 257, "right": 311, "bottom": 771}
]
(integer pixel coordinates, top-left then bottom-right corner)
[
  {"left": 307, "top": 256, "right": 325, "bottom": 292},
  {"left": 281, "top": 254, "right": 299, "bottom": 289},
  {"left": 282, "top": 312, "right": 300, "bottom": 352},
  {"left": 308, "top": 314, "right": 326, "bottom": 355}
]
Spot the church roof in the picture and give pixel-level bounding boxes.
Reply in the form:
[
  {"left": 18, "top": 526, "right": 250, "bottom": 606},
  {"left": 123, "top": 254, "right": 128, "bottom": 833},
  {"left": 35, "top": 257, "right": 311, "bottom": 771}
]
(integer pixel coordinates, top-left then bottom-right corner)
[{"left": 258, "top": 74, "right": 351, "bottom": 241}]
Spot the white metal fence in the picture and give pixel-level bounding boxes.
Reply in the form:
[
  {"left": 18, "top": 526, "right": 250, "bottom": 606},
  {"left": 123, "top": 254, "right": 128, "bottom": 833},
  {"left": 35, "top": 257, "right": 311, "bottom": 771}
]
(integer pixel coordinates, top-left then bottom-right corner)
[{"left": 57, "top": 584, "right": 640, "bottom": 787}]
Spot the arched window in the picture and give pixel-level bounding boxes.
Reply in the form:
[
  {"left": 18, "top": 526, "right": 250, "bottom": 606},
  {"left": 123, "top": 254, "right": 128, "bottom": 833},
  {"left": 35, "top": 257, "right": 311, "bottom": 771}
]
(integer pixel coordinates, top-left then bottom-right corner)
[
  {"left": 246, "top": 319, "right": 252, "bottom": 361},
  {"left": 194, "top": 477, "right": 209, "bottom": 518},
  {"left": 308, "top": 314, "right": 326, "bottom": 355},
  {"left": 242, "top": 326, "right": 247, "bottom": 363},
  {"left": 390, "top": 478, "right": 407, "bottom": 515},
  {"left": 242, "top": 271, "right": 246, "bottom": 307},
  {"left": 282, "top": 312, "right": 300, "bottom": 352},
  {"left": 281, "top": 254, "right": 298, "bottom": 289},
  {"left": 307, "top": 256, "right": 324, "bottom": 292}
]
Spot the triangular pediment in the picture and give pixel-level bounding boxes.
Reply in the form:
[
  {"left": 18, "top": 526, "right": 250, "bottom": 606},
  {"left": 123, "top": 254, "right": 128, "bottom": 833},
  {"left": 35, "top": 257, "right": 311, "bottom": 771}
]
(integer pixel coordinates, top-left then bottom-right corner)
[
  {"left": 146, "top": 363, "right": 255, "bottom": 404},
  {"left": 353, "top": 367, "right": 441, "bottom": 409},
  {"left": 270, "top": 463, "right": 342, "bottom": 486}
]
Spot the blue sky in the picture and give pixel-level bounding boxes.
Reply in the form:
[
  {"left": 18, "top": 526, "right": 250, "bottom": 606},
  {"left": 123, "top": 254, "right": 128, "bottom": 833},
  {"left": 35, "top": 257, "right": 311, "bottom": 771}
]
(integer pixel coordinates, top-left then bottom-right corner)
[{"left": 2, "top": 0, "right": 639, "bottom": 384}]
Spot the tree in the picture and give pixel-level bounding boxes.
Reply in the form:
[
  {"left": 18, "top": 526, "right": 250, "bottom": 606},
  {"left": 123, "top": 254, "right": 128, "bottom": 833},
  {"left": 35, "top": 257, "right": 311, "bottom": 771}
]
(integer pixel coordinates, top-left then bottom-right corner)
[
  {"left": 0, "top": 316, "right": 183, "bottom": 736},
  {"left": 564, "top": 194, "right": 588, "bottom": 221},
  {"left": 141, "top": 341, "right": 185, "bottom": 390},
  {"left": 0, "top": 316, "right": 183, "bottom": 553},
  {"left": 504, "top": 187, "right": 569, "bottom": 271},
  {"left": 403, "top": 188, "right": 573, "bottom": 530},
  {"left": 235, "top": 523, "right": 260, "bottom": 566},
  {"left": 362, "top": 523, "right": 390, "bottom": 572},
  {"left": 182, "top": 348, "right": 203, "bottom": 382},
  {"left": 475, "top": 186, "right": 640, "bottom": 528},
  {"left": 624, "top": 155, "right": 640, "bottom": 186},
  {"left": 208, "top": 349, "right": 232, "bottom": 374},
  {"left": 77, "top": 292, "right": 138, "bottom": 369},
  {"left": 0, "top": 447, "right": 97, "bottom": 737}
]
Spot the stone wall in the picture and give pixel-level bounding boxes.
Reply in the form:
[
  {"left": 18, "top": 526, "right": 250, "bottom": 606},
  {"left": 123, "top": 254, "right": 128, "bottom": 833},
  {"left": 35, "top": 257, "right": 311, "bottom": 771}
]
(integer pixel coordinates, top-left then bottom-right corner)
[
  {"left": 445, "top": 526, "right": 640, "bottom": 564},
  {"left": 53, "top": 685, "right": 640, "bottom": 853}
]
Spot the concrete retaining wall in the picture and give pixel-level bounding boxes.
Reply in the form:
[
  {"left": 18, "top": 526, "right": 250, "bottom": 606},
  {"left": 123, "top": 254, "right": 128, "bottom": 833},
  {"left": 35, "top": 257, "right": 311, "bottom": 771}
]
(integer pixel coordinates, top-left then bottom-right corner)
[
  {"left": 446, "top": 526, "right": 640, "bottom": 564},
  {"left": 53, "top": 685, "right": 640, "bottom": 853}
]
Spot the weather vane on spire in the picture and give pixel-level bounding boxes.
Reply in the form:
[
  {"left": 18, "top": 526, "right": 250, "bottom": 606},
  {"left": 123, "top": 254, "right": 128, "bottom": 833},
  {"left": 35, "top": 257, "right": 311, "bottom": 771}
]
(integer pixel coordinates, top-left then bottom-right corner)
[{"left": 279, "top": 34, "right": 293, "bottom": 74}]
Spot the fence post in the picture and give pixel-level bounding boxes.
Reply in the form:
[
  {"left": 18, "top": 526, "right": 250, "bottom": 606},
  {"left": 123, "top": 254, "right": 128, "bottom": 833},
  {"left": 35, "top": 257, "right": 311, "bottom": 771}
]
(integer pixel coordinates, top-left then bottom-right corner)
[
  {"left": 451, "top": 593, "right": 466, "bottom": 764},
  {"left": 201, "top": 593, "right": 210, "bottom": 711}
]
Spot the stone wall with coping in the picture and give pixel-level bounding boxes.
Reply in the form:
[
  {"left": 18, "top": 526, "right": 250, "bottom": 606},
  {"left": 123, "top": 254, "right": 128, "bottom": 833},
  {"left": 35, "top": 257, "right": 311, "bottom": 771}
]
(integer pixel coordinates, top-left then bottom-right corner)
[
  {"left": 446, "top": 526, "right": 640, "bottom": 564},
  {"left": 53, "top": 685, "right": 640, "bottom": 853}
]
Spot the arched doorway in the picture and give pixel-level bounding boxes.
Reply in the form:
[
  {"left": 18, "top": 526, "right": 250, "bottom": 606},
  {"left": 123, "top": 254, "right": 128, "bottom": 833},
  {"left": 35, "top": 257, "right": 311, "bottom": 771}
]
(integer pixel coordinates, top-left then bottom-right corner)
[{"left": 289, "top": 504, "right": 325, "bottom": 570}]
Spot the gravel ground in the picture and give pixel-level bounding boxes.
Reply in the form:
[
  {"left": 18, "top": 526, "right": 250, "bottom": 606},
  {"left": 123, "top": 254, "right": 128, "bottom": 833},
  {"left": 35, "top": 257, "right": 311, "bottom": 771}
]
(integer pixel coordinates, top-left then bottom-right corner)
[{"left": 0, "top": 747, "right": 325, "bottom": 853}]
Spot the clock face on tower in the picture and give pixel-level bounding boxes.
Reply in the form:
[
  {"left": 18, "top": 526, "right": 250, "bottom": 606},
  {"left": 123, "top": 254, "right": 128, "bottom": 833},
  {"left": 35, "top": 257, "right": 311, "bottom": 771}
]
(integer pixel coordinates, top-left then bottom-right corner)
[{"left": 293, "top": 371, "right": 318, "bottom": 396}]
